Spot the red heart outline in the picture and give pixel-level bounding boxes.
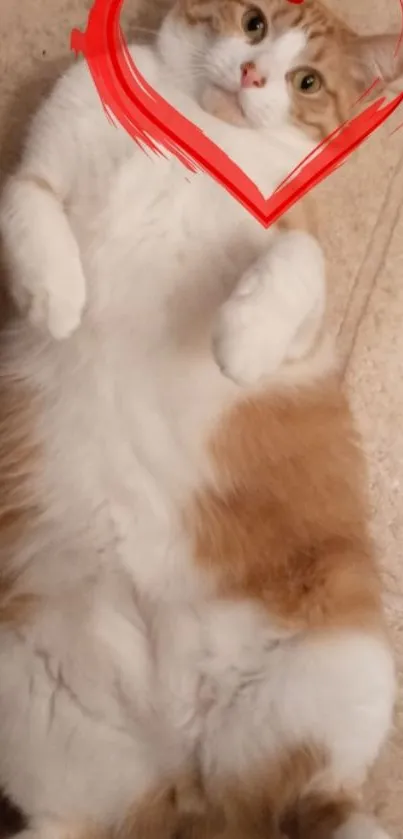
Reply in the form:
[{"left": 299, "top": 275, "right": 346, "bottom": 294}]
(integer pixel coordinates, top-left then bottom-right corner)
[{"left": 71, "top": 0, "right": 403, "bottom": 228}]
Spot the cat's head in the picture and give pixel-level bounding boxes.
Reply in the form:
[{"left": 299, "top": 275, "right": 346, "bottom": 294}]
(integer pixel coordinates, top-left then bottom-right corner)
[{"left": 158, "top": 0, "right": 403, "bottom": 137}]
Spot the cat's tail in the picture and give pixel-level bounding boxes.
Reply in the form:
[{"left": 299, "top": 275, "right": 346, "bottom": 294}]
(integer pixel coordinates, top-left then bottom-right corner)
[{"left": 0, "top": 172, "right": 86, "bottom": 339}]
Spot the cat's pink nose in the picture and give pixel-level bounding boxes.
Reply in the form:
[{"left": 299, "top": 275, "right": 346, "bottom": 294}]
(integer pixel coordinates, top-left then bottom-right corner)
[{"left": 241, "top": 61, "right": 266, "bottom": 89}]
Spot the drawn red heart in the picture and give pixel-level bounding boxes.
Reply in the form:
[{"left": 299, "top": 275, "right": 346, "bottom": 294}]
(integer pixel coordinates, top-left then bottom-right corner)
[{"left": 71, "top": 0, "right": 403, "bottom": 227}]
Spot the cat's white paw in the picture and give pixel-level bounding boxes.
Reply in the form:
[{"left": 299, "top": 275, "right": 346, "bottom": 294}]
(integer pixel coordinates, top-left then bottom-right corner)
[
  {"left": 213, "top": 271, "right": 290, "bottom": 386},
  {"left": 0, "top": 174, "right": 87, "bottom": 340},
  {"left": 212, "top": 231, "right": 326, "bottom": 387},
  {"left": 18, "top": 257, "right": 86, "bottom": 340}
]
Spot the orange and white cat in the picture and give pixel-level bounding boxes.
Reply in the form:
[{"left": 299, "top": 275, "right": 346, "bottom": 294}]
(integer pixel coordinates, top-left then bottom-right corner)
[{"left": 0, "top": 1, "right": 401, "bottom": 838}]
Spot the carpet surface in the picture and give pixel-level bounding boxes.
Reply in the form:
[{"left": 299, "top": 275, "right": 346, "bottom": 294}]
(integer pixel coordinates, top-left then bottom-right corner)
[{"left": 0, "top": 0, "right": 402, "bottom": 835}]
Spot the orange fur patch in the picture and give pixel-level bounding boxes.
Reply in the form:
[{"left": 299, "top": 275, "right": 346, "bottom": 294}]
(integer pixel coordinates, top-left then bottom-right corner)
[
  {"left": 118, "top": 783, "right": 179, "bottom": 839},
  {"left": 282, "top": 790, "right": 356, "bottom": 839},
  {"left": 118, "top": 773, "right": 216, "bottom": 839},
  {"left": 208, "top": 745, "right": 328, "bottom": 836},
  {"left": 168, "top": 744, "right": 358, "bottom": 839},
  {"left": 189, "top": 376, "right": 383, "bottom": 633}
]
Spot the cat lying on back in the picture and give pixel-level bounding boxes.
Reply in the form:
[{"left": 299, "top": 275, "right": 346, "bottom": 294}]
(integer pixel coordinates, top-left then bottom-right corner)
[{"left": 0, "top": 1, "right": 401, "bottom": 838}]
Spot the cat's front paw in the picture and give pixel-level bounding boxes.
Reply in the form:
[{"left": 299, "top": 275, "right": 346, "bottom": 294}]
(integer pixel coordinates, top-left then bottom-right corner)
[
  {"left": 0, "top": 175, "right": 87, "bottom": 340},
  {"left": 15, "top": 256, "right": 86, "bottom": 341},
  {"left": 212, "top": 231, "right": 326, "bottom": 387},
  {"left": 212, "top": 266, "right": 289, "bottom": 387}
]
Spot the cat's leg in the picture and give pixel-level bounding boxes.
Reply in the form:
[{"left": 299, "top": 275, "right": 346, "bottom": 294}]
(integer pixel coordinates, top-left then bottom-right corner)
[
  {"left": 199, "top": 628, "right": 395, "bottom": 839},
  {"left": 212, "top": 230, "right": 326, "bottom": 387},
  {"left": 0, "top": 175, "right": 86, "bottom": 340},
  {"left": 0, "top": 63, "right": 105, "bottom": 341},
  {"left": 0, "top": 610, "right": 183, "bottom": 839}
]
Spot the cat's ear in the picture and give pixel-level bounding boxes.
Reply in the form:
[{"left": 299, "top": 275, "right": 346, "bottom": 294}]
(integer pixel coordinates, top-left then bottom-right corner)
[{"left": 349, "top": 33, "right": 403, "bottom": 93}]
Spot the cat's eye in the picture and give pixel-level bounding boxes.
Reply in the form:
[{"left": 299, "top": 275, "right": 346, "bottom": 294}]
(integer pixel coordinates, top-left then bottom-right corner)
[
  {"left": 290, "top": 68, "right": 323, "bottom": 94},
  {"left": 242, "top": 8, "right": 268, "bottom": 44}
]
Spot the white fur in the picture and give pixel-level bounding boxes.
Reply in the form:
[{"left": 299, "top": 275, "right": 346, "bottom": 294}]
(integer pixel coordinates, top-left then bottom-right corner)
[{"left": 0, "top": 8, "right": 394, "bottom": 836}]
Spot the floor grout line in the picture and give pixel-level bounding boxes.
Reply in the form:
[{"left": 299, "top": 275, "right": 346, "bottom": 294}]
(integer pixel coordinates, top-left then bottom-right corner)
[{"left": 337, "top": 147, "right": 403, "bottom": 378}]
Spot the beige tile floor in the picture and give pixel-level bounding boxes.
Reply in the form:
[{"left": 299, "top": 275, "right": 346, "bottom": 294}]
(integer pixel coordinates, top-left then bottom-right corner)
[{"left": 0, "top": 0, "right": 402, "bottom": 834}]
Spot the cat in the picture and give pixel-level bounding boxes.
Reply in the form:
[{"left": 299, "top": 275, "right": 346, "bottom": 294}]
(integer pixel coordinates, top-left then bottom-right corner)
[{"left": 0, "top": 1, "right": 401, "bottom": 838}]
